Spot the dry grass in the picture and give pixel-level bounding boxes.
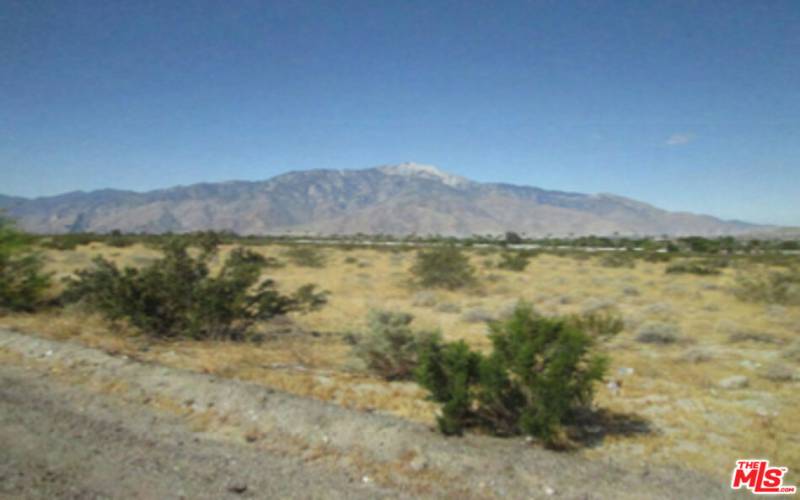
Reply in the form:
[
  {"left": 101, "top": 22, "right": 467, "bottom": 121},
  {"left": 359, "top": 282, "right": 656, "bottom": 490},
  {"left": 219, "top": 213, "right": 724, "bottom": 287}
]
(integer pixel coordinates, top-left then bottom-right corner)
[{"left": 1, "top": 242, "right": 798, "bottom": 480}]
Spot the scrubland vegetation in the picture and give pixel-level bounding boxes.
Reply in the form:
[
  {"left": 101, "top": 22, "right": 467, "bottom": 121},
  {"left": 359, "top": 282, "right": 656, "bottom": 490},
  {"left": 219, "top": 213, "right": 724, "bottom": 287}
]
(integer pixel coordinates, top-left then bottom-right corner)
[
  {"left": 62, "top": 241, "right": 327, "bottom": 340},
  {"left": 1, "top": 225, "right": 798, "bottom": 479}
]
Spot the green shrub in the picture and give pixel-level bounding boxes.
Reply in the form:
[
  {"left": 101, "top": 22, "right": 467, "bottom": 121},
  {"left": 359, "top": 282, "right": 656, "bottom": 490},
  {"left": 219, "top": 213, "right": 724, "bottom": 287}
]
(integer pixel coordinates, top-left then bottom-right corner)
[
  {"left": 63, "top": 241, "right": 327, "bottom": 340},
  {"left": 41, "top": 233, "right": 100, "bottom": 250},
  {"left": 665, "top": 260, "right": 722, "bottom": 275},
  {"left": 733, "top": 267, "right": 800, "bottom": 305},
  {"left": 642, "top": 252, "right": 672, "bottom": 263},
  {"left": 353, "top": 310, "right": 441, "bottom": 380},
  {"left": 411, "top": 245, "right": 476, "bottom": 290},
  {"left": 0, "top": 218, "right": 51, "bottom": 312},
  {"left": 415, "top": 303, "right": 609, "bottom": 446},
  {"left": 226, "top": 247, "right": 283, "bottom": 269},
  {"left": 106, "top": 230, "right": 135, "bottom": 248},
  {"left": 497, "top": 251, "right": 535, "bottom": 271},
  {"left": 598, "top": 253, "right": 635, "bottom": 268},
  {"left": 283, "top": 245, "right": 326, "bottom": 268}
]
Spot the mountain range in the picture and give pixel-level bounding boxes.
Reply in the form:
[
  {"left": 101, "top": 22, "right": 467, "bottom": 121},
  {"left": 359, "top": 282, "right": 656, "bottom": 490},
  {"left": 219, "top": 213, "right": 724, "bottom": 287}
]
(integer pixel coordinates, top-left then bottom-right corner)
[{"left": 0, "top": 163, "right": 769, "bottom": 237}]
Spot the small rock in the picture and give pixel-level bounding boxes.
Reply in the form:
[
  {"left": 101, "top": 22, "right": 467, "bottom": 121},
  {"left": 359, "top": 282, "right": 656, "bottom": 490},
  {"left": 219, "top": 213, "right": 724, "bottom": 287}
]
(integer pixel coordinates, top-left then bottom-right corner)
[
  {"left": 362, "top": 475, "right": 371, "bottom": 484},
  {"left": 543, "top": 485, "right": 555, "bottom": 495},
  {"left": 718, "top": 375, "right": 749, "bottom": 390}
]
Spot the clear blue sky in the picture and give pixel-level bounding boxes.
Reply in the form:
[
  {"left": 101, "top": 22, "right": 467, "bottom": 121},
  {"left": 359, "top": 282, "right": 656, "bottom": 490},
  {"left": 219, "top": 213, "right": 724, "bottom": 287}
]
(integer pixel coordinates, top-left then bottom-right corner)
[{"left": 1, "top": 0, "right": 798, "bottom": 225}]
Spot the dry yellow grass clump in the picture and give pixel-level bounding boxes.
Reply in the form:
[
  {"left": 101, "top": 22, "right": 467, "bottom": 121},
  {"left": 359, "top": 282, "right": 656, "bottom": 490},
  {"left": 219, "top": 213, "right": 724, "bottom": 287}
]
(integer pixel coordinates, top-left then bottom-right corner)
[{"left": 1, "top": 242, "right": 798, "bottom": 480}]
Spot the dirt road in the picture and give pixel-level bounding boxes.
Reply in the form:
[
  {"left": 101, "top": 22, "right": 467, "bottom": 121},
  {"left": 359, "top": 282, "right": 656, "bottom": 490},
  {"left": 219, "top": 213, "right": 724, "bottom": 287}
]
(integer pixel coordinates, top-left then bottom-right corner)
[
  {"left": 0, "top": 362, "right": 400, "bottom": 499},
  {"left": 0, "top": 328, "right": 739, "bottom": 499}
]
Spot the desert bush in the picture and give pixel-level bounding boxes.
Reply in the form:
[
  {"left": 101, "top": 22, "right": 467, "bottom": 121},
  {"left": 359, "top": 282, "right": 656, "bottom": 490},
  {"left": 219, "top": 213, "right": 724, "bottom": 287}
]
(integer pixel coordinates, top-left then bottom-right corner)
[
  {"left": 226, "top": 247, "right": 283, "bottom": 268},
  {"left": 411, "top": 245, "right": 476, "bottom": 290},
  {"left": 353, "top": 310, "right": 441, "bottom": 380},
  {"left": 567, "top": 308, "right": 625, "bottom": 338},
  {"left": 665, "top": 260, "right": 722, "bottom": 275},
  {"left": 63, "top": 241, "right": 327, "bottom": 340},
  {"left": 733, "top": 267, "right": 800, "bottom": 305},
  {"left": 621, "top": 285, "right": 640, "bottom": 296},
  {"left": 0, "top": 217, "right": 51, "bottom": 312},
  {"left": 760, "top": 364, "right": 796, "bottom": 383},
  {"left": 41, "top": 233, "right": 100, "bottom": 250},
  {"left": 283, "top": 245, "right": 326, "bottom": 268},
  {"left": 727, "top": 330, "right": 779, "bottom": 344},
  {"left": 497, "top": 251, "right": 534, "bottom": 271},
  {"left": 416, "top": 303, "right": 609, "bottom": 446},
  {"left": 436, "top": 302, "right": 462, "bottom": 314},
  {"left": 642, "top": 252, "right": 672, "bottom": 263},
  {"left": 636, "top": 321, "right": 680, "bottom": 344},
  {"left": 106, "top": 230, "right": 135, "bottom": 248},
  {"left": 598, "top": 253, "right": 635, "bottom": 268},
  {"left": 188, "top": 230, "right": 225, "bottom": 254},
  {"left": 682, "top": 348, "right": 713, "bottom": 363}
]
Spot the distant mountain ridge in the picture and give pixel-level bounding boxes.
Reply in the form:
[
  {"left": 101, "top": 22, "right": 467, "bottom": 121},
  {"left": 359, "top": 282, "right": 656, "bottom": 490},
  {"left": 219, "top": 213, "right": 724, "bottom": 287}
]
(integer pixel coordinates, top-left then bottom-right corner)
[{"left": 0, "top": 163, "right": 770, "bottom": 236}]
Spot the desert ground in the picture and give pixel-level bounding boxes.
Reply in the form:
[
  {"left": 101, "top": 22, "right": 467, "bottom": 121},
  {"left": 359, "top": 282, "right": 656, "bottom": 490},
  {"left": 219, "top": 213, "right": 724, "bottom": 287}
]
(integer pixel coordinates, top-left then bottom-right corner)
[{"left": 1, "top": 241, "right": 798, "bottom": 494}]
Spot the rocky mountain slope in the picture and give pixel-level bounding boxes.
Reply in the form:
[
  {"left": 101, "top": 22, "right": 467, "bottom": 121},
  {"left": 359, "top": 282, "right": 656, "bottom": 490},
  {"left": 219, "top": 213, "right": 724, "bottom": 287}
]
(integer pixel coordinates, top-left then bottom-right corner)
[{"left": 0, "top": 163, "right": 765, "bottom": 236}]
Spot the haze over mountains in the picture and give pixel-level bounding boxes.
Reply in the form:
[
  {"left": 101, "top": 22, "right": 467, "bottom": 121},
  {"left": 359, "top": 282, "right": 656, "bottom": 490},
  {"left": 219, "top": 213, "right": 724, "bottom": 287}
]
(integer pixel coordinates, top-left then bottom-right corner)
[{"left": 0, "top": 163, "right": 768, "bottom": 237}]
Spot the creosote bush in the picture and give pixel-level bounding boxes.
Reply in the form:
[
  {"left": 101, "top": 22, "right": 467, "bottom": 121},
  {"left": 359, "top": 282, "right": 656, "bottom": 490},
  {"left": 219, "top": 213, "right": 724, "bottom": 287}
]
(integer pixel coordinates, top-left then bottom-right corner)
[
  {"left": 353, "top": 310, "right": 441, "bottom": 380},
  {"left": 497, "top": 250, "right": 535, "bottom": 271},
  {"left": 63, "top": 240, "right": 327, "bottom": 340},
  {"left": 665, "top": 260, "right": 723, "bottom": 276},
  {"left": 283, "top": 245, "right": 327, "bottom": 268},
  {"left": 411, "top": 245, "right": 476, "bottom": 290},
  {"left": 0, "top": 217, "right": 51, "bottom": 312},
  {"left": 598, "top": 253, "right": 635, "bottom": 269},
  {"left": 415, "top": 303, "right": 610, "bottom": 447}
]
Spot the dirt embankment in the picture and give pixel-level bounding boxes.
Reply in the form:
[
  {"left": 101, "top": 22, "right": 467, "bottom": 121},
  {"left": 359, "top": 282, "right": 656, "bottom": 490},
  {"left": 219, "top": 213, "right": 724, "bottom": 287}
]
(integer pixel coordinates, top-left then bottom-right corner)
[{"left": 0, "top": 328, "right": 739, "bottom": 499}]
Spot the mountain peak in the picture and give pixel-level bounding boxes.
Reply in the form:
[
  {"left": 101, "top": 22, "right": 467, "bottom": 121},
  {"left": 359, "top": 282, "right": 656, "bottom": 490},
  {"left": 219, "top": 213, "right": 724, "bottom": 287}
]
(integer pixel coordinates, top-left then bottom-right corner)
[{"left": 376, "top": 162, "right": 470, "bottom": 187}]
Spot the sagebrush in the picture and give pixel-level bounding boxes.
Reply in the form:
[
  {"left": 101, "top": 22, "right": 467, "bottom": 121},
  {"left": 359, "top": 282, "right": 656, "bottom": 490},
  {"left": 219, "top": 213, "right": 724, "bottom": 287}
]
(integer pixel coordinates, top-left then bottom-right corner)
[{"left": 353, "top": 310, "right": 441, "bottom": 380}]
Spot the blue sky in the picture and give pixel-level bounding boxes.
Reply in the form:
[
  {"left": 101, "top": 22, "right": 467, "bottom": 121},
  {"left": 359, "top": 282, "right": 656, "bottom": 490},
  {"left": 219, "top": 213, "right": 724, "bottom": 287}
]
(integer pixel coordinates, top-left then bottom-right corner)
[{"left": 1, "top": 0, "right": 798, "bottom": 225}]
